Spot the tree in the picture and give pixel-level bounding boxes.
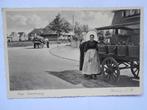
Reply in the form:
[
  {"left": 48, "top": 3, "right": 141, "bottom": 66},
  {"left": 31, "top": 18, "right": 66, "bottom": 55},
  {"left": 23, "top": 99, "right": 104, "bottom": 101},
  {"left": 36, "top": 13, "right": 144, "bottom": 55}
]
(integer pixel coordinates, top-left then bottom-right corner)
[
  {"left": 74, "top": 22, "right": 82, "bottom": 37},
  {"left": 48, "top": 14, "right": 72, "bottom": 37},
  {"left": 74, "top": 22, "right": 89, "bottom": 40},
  {"left": 82, "top": 25, "right": 89, "bottom": 33}
]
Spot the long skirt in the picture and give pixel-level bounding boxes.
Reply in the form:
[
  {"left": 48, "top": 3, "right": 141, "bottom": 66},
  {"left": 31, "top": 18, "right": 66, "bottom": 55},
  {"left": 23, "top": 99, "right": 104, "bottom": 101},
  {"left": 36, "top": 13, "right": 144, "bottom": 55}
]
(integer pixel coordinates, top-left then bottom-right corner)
[{"left": 82, "top": 49, "right": 101, "bottom": 75}]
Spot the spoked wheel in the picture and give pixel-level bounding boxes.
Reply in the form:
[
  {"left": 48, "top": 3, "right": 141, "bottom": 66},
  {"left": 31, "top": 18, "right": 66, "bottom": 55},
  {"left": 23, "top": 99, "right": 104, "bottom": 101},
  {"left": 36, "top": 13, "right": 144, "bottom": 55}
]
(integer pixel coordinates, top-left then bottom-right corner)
[
  {"left": 130, "top": 61, "right": 139, "bottom": 79},
  {"left": 102, "top": 57, "right": 120, "bottom": 82}
]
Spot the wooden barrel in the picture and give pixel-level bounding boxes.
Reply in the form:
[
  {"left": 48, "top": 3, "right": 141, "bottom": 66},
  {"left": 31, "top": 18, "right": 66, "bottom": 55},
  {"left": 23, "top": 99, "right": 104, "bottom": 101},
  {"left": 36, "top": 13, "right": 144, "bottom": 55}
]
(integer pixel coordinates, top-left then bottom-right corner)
[
  {"left": 107, "top": 45, "right": 116, "bottom": 55},
  {"left": 117, "top": 45, "right": 127, "bottom": 56},
  {"left": 98, "top": 44, "right": 107, "bottom": 54},
  {"left": 128, "top": 45, "right": 139, "bottom": 58}
]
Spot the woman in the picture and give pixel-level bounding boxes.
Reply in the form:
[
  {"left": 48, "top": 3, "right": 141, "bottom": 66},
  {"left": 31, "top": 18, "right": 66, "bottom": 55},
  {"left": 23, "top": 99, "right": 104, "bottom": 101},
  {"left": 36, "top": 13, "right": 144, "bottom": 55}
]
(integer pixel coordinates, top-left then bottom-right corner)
[{"left": 82, "top": 34, "right": 101, "bottom": 79}]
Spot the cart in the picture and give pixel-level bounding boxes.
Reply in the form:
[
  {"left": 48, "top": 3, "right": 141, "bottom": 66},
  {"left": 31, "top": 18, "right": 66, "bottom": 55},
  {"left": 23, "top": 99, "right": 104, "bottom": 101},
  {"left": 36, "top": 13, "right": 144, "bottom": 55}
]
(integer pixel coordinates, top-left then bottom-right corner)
[
  {"left": 96, "top": 26, "right": 140, "bottom": 82},
  {"left": 33, "top": 37, "right": 45, "bottom": 48}
]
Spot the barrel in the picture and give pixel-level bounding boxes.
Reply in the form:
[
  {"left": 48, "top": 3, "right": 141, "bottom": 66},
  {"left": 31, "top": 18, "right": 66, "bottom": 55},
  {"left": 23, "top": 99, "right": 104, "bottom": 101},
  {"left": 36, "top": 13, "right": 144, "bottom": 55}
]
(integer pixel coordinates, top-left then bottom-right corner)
[
  {"left": 117, "top": 45, "right": 127, "bottom": 56},
  {"left": 128, "top": 45, "right": 139, "bottom": 58},
  {"left": 98, "top": 44, "right": 107, "bottom": 54},
  {"left": 107, "top": 45, "right": 116, "bottom": 55}
]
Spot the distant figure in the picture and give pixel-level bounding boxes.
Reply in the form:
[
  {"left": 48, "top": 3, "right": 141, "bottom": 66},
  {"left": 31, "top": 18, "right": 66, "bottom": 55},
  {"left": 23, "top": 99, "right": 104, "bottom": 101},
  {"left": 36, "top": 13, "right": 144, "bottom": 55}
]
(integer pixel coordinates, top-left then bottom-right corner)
[{"left": 45, "top": 38, "right": 49, "bottom": 48}]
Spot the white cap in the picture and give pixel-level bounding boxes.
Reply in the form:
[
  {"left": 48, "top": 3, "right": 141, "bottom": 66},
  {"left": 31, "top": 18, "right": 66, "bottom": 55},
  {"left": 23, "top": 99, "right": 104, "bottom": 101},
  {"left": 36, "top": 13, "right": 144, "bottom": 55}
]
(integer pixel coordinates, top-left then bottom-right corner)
[{"left": 84, "top": 30, "right": 98, "bottom": 41}]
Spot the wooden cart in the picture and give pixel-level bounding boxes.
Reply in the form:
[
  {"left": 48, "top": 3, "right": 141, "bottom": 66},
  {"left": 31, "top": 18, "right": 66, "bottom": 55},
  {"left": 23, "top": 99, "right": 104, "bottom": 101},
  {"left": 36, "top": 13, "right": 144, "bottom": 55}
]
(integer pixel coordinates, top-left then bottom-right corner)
[
  {"left": 33, "top": 37, "right": 45, "bottom": 48},
  {"left": 96, "top": 26, "right": 140, "bottom": 82}
]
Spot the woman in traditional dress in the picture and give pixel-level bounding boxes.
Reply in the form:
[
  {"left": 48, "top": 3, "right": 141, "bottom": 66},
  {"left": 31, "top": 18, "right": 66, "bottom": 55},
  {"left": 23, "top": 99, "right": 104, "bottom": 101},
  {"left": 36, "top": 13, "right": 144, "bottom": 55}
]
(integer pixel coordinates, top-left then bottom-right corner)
[{"left": 82, "top": 34, "right": 101, "bottom": 79}]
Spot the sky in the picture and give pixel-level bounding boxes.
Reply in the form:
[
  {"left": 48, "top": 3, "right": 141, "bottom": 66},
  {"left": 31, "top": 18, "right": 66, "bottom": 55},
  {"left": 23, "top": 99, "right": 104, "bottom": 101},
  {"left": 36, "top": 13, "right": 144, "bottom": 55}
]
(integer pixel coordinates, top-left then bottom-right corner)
[{"left": 5, "top": 9, "right": 114, "bottom": 35}]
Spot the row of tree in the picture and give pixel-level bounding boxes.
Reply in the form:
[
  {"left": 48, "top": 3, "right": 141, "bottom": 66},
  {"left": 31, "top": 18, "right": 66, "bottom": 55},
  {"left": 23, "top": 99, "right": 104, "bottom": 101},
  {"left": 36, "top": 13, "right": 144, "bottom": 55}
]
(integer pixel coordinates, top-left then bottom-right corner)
[{"left": 46, "top": 14, "right": 89, "bottom": 40}]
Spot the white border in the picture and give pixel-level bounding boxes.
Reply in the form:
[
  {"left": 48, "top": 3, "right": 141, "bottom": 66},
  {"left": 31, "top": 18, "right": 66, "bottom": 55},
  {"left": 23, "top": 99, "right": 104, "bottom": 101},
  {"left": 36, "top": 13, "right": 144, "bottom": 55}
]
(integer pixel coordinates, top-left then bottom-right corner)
[{"left": 2, "top": 8, "right": 144, "bottom": 98}]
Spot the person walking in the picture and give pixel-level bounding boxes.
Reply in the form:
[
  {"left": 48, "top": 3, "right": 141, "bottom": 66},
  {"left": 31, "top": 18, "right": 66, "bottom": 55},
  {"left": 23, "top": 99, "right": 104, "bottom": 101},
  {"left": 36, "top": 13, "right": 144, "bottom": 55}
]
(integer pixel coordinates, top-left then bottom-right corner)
[
  {"left": 45, "top": 38, "right": 50, "bottom": 48},
  {"left": 82, "top": 34, "right": 101, "bottom": 79}
]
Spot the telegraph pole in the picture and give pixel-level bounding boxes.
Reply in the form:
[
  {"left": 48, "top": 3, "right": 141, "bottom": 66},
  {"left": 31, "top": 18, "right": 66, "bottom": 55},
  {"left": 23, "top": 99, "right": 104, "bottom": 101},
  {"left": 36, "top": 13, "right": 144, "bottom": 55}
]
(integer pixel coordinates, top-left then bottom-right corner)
[{"left": 70, "top": 15, "right": 75, "bottom": 46}]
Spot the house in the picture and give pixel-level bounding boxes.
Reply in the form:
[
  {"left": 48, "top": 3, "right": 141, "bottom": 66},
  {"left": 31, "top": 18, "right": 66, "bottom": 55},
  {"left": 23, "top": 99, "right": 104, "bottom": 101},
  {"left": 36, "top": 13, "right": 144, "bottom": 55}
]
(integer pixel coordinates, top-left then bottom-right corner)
[
  {"left": 28, "top": 28, "right": 44, "bottom": 40},
  {"left": 7, "top": 32, "right": 28, "bottom": 42},
  {"left": 28, "top": 27, "right": 74, "bottom": 42},
  {"left": 40, "top": 28, "right": 58, "bottom": 41},
  {"left": 60, "top": 32, "right": 74, "bottom": 41},
  {"left": 7, "top": 32, "right": 19, "bottom": 42},
  {"left": 28, "top": 28, "right": 58, "bottom": 41},
  {"left": 18, "top": 32, "right": 28, "bottom": 41},
  {"left": 7, "top": 36, "right": 12, "bottom": 42},
  {"left": 8, "top": 32, "right": 19, "bottom": 41},
  {"left": 112, "top": 9, "right": 140, "bottom": 29},
  {"left": 111, "top": 9, "right": 140, "bottom": 44},
  {"left": 96, "top": 9, "right": 140, "bottom": 44}
]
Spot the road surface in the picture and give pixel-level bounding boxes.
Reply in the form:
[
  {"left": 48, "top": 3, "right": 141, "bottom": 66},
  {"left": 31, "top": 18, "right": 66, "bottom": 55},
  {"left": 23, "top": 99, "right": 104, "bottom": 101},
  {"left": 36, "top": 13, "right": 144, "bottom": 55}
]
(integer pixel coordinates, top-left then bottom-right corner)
[
  {"left": 8, "top": 45, "right": 83, "bottom": 90},
  {"left": 8, "top": 44, "right": 139, "bottom": 90}
]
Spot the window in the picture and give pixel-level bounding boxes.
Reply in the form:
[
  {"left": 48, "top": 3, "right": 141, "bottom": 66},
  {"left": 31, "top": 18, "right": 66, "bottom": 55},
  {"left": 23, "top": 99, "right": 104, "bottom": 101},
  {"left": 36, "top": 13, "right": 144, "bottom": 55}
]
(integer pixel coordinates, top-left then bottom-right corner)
[{"left": 122, "top": 9, "right": 140, "bottom": 17}]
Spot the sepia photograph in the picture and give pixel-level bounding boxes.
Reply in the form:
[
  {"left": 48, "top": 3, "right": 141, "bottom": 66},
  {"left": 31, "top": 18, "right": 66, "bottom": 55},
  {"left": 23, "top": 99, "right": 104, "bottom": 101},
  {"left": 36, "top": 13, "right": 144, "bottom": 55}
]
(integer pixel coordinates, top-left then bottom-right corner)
[{"left": 3, "top": 8, "right": 143, "bottom": 98}]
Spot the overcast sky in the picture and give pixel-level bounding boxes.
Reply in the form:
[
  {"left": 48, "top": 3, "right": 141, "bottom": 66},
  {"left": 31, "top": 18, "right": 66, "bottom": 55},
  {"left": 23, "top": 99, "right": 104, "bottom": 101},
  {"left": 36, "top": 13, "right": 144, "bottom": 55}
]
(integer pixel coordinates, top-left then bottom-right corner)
[{"left": 6, "top": 10, "right": 114, "bottom": 34}]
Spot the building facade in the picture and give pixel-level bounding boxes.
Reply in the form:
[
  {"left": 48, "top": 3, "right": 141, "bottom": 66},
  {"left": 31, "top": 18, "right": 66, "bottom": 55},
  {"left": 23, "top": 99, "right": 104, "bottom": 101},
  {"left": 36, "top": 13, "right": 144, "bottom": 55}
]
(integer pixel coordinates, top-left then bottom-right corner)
[
  {"left": 28, "top": 28, "right": 73, "bottom": 41},
  {"left": 112, "top": 9, "right": 140, "bottom": 29},
  {"left": 111, "top": 9, "right": 140, "bottom": 45},
  {"left": 7, "top": 32, "right": 28, "bottom": 42}
]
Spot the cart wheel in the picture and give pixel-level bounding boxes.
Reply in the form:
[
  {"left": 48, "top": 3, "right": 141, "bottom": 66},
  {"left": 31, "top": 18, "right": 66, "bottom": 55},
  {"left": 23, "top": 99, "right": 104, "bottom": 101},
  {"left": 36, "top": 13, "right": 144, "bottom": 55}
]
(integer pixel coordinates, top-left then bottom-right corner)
[
  {"left": 102, "top": 57, "right": 120, "bottom": 82},
  {"left": 130, "top": 61, "right": 139, "bottom": 79}
]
